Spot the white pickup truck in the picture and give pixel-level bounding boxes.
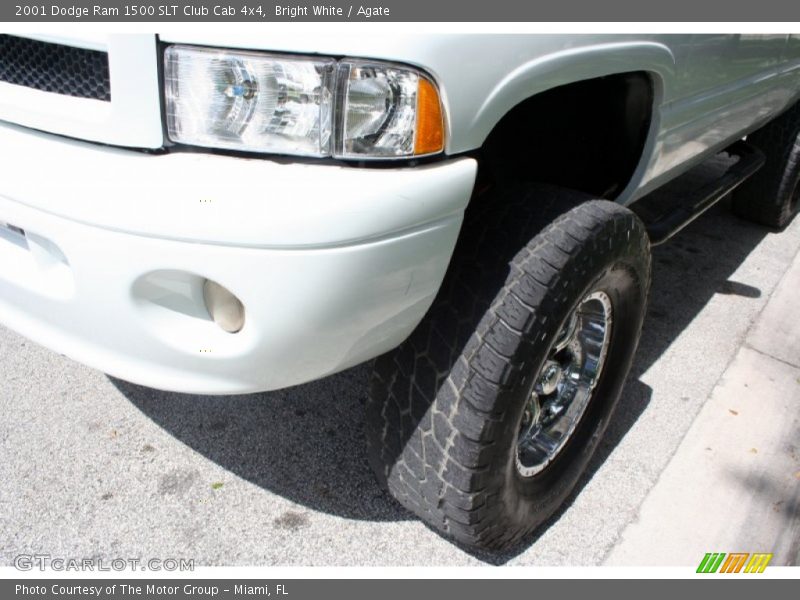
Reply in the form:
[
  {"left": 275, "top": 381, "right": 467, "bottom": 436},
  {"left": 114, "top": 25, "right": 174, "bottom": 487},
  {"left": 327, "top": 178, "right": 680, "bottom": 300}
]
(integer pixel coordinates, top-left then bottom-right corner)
[{"left": 1, "top": 33, "right": 799, "bottom": 551}]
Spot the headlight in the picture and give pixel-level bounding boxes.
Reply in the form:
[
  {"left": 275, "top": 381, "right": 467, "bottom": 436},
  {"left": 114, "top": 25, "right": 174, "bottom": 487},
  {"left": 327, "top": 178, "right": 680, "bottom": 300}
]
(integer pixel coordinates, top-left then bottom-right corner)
[
  {"left": 164, "top": 45, "right": 444, "bottom": 160},
  {"left": 165, "top": 46, "right": 335, "bottom": 157}
]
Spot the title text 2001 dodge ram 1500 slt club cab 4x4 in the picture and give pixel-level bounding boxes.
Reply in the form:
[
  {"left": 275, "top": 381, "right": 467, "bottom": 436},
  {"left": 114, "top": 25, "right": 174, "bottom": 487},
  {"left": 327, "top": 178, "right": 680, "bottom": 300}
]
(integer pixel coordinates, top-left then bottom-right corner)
[{"left": 1, "top": 33, "right": 799, "bottom": 550}]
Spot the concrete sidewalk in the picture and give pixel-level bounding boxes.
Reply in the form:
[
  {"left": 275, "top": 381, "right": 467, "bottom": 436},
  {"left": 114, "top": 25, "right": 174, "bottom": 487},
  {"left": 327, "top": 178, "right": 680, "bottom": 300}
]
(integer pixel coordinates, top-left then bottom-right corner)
[{"left": 606, "top": 249, "right": 800, "bottom": 566}]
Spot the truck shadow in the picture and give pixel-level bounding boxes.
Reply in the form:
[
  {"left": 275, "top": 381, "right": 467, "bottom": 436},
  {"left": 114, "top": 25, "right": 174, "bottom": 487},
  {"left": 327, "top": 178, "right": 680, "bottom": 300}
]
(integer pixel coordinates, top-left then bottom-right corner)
[{"left": 112, "top": 198, "right": 772, "bottom": 562}]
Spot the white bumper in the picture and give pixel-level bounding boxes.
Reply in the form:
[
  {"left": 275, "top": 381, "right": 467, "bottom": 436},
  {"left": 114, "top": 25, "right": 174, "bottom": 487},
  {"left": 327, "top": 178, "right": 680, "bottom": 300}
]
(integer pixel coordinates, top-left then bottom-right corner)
[{"left": 0, "top": 122, "right": 476, "bottom": 394}]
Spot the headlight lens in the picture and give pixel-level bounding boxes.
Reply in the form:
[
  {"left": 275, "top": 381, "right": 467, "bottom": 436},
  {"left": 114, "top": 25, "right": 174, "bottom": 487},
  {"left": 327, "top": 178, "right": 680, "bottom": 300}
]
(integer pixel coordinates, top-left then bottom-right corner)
[
  {"left": 337, "top": 63, "right": 419, "bottom": 158},
  {"left": 165, "top": 46, "right": 335, "bottom": 157},
  {"left": 164, "top": 45, "right": 444, "bottom": 159}
]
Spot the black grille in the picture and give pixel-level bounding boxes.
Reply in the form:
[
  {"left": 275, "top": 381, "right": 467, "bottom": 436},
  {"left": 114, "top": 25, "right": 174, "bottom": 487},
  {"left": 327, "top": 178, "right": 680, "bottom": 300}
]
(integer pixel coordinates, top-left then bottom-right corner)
[{"left": 0, "top": 35, "right": 110, "bottom": 101}]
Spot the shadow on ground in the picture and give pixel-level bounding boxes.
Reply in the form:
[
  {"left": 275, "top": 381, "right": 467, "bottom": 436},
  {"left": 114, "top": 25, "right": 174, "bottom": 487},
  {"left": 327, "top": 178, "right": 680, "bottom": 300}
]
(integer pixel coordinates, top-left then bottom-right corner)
[{"left": 114, "top": 196, "right": 773, "bottom": 563}]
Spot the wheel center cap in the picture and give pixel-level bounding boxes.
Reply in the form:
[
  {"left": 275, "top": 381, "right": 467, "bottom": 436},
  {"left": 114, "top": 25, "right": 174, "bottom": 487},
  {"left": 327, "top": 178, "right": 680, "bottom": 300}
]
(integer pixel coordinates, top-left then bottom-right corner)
[{"left": 538, "top": 361, "right": 562, "bottom": 396}]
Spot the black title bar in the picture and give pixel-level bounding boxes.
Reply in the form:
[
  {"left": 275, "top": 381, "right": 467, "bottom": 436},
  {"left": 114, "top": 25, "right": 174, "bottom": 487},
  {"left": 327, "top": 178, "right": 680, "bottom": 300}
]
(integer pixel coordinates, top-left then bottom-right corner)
[{"left": 3, "top": 0, "right": 800, "bottom": 21}]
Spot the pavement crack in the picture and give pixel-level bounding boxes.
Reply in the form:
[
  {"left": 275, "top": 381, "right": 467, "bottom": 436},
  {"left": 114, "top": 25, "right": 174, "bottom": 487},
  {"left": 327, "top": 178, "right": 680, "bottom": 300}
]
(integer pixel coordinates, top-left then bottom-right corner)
[{"left": 741, "top": 344, "right": 800, "bottom": 371}]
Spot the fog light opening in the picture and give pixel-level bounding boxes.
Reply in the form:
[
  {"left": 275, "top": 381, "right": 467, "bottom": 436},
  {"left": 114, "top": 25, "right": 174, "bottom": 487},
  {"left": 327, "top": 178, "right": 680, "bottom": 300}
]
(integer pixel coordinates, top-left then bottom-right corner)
[{"left": 203, "top": 279, "right": 245, "bottom": 334}]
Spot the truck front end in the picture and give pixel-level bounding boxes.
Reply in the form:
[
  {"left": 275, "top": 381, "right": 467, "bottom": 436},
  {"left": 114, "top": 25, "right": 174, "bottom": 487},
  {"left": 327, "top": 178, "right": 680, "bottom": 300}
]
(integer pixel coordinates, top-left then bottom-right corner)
[{"left": 0, "top": 33, "right": 477, "bottom": 393}]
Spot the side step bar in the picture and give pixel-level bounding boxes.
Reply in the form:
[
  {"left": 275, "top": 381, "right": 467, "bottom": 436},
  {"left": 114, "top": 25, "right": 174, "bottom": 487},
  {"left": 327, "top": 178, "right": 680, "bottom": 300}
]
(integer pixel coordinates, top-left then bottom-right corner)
[{"left": 644, "top": 141, "right": 765, "bottom": 246}]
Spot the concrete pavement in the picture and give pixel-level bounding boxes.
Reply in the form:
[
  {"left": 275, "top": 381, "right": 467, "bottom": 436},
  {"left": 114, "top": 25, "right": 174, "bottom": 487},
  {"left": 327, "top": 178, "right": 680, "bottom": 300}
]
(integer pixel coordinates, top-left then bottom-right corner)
[{"left": 607, "top": 250, "right": 800, "bottom": 566}]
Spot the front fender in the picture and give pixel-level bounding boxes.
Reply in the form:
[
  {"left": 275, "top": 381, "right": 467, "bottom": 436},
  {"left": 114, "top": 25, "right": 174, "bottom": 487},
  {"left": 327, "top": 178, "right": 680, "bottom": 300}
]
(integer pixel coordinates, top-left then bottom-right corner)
[{"left": 466, "top": 41, "right": 675, "bottom": 152}]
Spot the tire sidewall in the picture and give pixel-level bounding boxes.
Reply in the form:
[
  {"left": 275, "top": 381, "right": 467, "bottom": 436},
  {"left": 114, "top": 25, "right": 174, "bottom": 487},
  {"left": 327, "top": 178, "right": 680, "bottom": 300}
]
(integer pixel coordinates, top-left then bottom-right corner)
[{"left": 495, "top": 224, "right": 649, "bottom": 531}]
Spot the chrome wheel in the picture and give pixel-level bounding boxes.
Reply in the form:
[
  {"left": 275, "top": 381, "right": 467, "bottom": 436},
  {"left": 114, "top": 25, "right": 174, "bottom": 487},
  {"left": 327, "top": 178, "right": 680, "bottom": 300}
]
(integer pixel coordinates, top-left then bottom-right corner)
[{"left": 516, "top": 291, "right": 613, "bottom": 477}]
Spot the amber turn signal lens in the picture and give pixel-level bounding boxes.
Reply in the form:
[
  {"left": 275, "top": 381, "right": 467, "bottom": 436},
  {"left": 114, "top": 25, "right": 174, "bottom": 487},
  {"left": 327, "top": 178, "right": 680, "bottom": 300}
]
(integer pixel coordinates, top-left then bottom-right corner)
[{"left": 415, "top": 77, "right": 444, "bottom": 156}]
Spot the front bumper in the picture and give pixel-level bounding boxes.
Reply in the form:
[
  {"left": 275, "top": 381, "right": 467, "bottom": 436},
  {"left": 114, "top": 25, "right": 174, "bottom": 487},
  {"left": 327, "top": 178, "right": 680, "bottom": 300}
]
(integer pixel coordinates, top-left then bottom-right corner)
[{"left": 0, "top": 123, "right": 477, "bottom": 394}]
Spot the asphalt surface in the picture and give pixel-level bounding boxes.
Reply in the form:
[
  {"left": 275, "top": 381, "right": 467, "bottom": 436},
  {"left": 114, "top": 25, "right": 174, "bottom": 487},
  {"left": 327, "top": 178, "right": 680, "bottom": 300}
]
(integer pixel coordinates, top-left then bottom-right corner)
[{"left": 1, "top": 197, "right": 799, "bottom": 567}]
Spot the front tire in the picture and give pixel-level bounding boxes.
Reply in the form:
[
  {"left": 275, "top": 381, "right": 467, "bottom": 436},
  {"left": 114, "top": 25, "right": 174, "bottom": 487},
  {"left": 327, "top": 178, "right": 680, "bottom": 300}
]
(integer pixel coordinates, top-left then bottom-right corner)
[{"left": 366, "top": 187, "right": 651, "bottom": 550}]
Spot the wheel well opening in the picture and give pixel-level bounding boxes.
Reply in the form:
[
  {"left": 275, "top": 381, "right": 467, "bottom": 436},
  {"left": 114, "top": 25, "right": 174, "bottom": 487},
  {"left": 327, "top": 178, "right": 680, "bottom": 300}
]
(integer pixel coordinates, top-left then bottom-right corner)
[{"left": 476, "top": 72, "right": 654, "bottom": 200}]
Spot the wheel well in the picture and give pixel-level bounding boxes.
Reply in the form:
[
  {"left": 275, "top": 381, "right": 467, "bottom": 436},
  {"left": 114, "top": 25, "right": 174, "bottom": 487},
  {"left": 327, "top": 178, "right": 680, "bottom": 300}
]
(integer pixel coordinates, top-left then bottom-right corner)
[{"left": 476, "top": 72, "right": 654, "bottom": 199}]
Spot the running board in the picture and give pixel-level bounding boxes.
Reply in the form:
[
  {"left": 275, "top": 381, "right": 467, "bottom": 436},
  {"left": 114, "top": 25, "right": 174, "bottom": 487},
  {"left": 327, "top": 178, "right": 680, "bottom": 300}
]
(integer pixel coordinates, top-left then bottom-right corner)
[{"left": 642, "top": 141, "right": 765, "bottom": 246}]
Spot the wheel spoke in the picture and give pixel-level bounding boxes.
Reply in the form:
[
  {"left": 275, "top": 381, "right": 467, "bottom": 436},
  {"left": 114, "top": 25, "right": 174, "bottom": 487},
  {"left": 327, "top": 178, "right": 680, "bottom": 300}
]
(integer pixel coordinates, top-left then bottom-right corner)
[{"left": 553, "top": 314, "right": 578, "bottom": 352}]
